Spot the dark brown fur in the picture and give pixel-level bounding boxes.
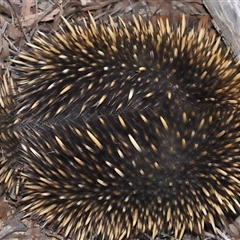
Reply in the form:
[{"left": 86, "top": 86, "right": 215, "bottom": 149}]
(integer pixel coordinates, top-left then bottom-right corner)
[{"left": 1, "top": 15, "right": 240, "bottom": 239}]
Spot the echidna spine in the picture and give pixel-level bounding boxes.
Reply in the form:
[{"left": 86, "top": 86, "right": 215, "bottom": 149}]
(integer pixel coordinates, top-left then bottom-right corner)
[{"left": 0, "top": 14, "right": 240, "bottom": 239}]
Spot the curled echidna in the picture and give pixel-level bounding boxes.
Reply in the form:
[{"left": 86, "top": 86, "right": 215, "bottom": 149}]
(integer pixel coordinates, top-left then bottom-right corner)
[{"left": 1, "top": 15, "right": 240, "bottom": 239}]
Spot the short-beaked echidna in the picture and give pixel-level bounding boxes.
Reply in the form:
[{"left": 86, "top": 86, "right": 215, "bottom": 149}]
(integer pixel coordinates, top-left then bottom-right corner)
[{"left": 1, "top": 15, "right": 240, "bottom": 239}]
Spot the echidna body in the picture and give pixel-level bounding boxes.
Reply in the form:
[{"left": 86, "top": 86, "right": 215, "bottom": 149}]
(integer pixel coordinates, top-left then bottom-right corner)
[{"left": 1, "top": 15, "right": 240, "bottom": 239}]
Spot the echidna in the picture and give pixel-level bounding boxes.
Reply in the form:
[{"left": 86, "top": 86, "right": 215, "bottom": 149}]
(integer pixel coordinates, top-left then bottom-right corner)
[{"left": 1, "top": 14, "right": 240, "bottom": 239}]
